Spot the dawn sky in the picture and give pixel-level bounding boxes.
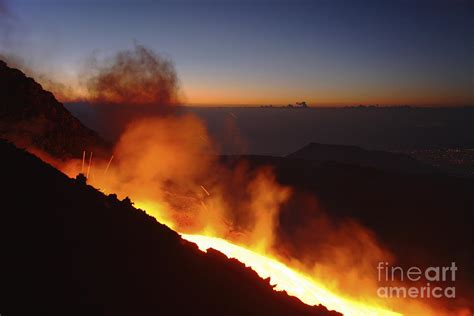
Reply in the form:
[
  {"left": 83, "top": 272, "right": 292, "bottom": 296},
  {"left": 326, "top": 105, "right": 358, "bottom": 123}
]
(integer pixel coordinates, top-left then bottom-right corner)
[{"left": 1, "top": 0, "right": 473, "bottom": 106}]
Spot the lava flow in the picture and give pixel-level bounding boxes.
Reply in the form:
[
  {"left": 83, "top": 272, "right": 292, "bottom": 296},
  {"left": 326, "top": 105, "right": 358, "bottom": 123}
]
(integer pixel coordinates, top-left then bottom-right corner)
[
  {"left": 181, "top": 234, "right": 401, "bottom": 316},
  {"left": 46, "top": 114, "right": 465, "bottom": 316}
]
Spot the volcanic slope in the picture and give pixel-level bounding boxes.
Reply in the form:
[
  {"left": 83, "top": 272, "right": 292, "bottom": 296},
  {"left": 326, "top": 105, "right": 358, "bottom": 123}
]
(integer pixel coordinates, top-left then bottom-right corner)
[
  {"left": 0, "top": 60, "right": 108, "bottom": 158},
  {"left": 0, "top": 140, "right": 340, "bottom": 316}
]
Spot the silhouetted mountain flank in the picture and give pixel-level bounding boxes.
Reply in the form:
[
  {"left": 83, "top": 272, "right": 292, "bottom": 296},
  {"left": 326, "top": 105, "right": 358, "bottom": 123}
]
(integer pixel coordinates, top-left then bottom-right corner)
[
  {"left": 220, "top": 154, "right": 474, "bottom": 307},
  {"left": 0, "top": 60, "right": 108, "bottom": 158},
  {"left": 0, "top": 140, "right": 339, "bottom": 316},
  {"left": 287, "top": 142, "right": 437, "bottom": 174}
]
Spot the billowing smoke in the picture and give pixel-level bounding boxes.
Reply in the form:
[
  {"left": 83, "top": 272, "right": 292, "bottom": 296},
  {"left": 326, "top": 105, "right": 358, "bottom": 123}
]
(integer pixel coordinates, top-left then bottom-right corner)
[
  {"left": 277, "top": 193, "right": 394, "bottom": 297},
  {"left": 9, "top": 40, "right": 468, "bottom": 315},
  {"left": 85, "top": 45, "right": 179, "bottom": 107},
  {"left": 42, "top": 55, "right": 470, "bottom": 312},
  {"left": 75, "top": 45, "right": 181, "bottom": 140},
  {"left": 52, "top": 117, "right": 461, "bottom": 315},
  {"left": 56, "top": 114, "right": 292, "bottom": 248}
]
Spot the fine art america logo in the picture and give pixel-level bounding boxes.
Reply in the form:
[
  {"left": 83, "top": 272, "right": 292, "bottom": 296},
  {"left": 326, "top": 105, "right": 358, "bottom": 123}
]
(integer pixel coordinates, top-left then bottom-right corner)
[{"left": 377, "top": 262, "right": 457, "bottom": 299}]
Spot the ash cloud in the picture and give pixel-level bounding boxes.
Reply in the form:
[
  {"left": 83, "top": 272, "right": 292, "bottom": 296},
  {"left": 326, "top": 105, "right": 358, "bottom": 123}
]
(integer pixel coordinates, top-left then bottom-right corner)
[
  {"left": 0, "top": 4, "right": 182, "bottom": 139},
  {"left": 85, "top": 45, "right": 180, "bottom": 107},
  {"left": 76, "top": 45, "right": 182, "bottom": 140}
]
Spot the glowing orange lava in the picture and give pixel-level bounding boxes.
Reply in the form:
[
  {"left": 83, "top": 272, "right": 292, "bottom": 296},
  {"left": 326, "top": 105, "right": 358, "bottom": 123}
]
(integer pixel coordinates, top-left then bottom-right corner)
[
  {"left": 181, "top": 234, "right": 401, "bottom": 316},
  {"left": 42, "top": 114, "right": 468, "bottom": 316}
]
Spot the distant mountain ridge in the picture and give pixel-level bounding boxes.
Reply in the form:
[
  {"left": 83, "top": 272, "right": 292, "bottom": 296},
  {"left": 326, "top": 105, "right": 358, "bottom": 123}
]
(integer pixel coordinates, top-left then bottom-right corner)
[
  {"left": 287, "top": 142, "right": 437, "bottom": 174},
  {"left": 0, "top": 60, "right": 108, "bottom": 158}
]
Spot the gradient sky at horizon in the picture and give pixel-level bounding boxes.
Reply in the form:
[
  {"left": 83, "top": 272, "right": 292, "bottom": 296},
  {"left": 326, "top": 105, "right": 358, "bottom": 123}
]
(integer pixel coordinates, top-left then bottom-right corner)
[{"left": 1, "top": 0, "right": 473, "bottom": 106}]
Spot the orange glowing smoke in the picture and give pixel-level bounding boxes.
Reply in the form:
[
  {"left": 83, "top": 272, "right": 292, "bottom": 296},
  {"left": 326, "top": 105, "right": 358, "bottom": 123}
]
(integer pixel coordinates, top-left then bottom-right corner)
[{"left": 45, "top": 113, "right": 473, "bottom": 316}]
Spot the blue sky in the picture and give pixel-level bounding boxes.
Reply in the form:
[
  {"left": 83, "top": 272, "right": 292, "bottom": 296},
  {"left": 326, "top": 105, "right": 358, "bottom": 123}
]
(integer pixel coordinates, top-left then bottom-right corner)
[{"left": 2, "top": 0, "right": 473, "bottom": 106}]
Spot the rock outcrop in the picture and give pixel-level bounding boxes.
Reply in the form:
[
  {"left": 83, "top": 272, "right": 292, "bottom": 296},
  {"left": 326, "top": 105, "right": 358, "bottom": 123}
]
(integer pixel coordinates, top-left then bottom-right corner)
[{"left": 0, "top": 60, "right": 108, "bottom": 158}]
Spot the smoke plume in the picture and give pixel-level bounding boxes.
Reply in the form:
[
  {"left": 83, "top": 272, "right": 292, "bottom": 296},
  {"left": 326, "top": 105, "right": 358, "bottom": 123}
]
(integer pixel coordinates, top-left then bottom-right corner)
[
  {"left": 85, "top": 45, "right": 179, "bottom": 107},
  {"left": 77, "top": 45, "right": 181, "bottom": 140},
  {"left": 14, "top": 41, "right": 469, "bottom": 315}
]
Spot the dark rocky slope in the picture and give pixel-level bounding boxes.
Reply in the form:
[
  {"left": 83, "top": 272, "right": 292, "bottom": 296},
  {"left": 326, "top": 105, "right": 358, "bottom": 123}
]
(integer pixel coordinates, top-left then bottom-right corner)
[
  {"left": 0, "top": 140, "right": 339, "bottom": 316},
  {"left": 220, "top": 154, "right": 474, "bottom": 308},
  {"left": 0, "top": 60, "right": 108, "bottom": 158}
]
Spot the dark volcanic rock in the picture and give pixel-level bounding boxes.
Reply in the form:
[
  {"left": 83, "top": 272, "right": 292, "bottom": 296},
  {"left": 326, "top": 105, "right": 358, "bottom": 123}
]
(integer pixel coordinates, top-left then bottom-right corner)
[
  {"left": 220, "top": 154, "right": 474, "bottom": 308},
  {"left": 0, "top": 60, "right": 108, "bottom": 158},
  {"left": 0, "top": 140, "right": 340, "bottom": 316}
]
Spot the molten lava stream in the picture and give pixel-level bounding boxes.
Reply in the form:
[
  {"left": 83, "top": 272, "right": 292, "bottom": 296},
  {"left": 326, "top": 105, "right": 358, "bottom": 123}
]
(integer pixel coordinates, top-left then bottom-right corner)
[{"left": 181, "top": 234, "right": 401, "bottom": 316}]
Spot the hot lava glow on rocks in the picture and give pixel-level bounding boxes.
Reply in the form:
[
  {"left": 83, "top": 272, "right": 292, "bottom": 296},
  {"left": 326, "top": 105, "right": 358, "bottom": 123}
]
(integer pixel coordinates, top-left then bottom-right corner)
[
  {"left": 29, "top": 44, "right": 468, "bottom": 316},
  {"left": 43, "top": 113, "right": 468, "bottom": 316},
  {"left": 181, "top": 234, "right": 401, "bottom": 316}
]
